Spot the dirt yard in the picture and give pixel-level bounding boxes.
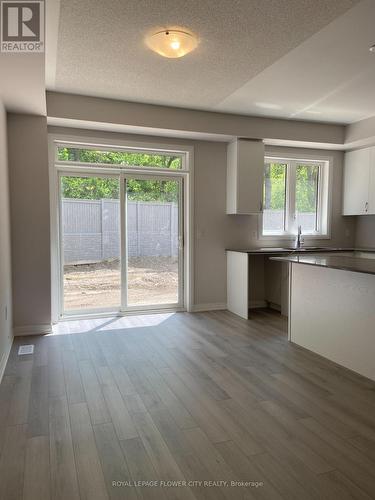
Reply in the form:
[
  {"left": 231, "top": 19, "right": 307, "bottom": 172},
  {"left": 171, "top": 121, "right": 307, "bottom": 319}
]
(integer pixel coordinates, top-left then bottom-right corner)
[{"left": 64, "top": 257, "right": 179, "bottom": 310}]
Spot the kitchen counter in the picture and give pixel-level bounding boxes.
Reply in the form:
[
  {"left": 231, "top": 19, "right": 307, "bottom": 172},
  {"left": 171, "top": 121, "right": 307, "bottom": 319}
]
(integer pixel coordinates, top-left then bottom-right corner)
[
  {"left": 226, "top": 248, "right": 375, "bottom": 322},
  {"left": 277, "top": 250, "right": 375, "bottom": 381},
  {"left": 226, "top": 247, "right": 355, "bottom": 254},
  {"left": 271, "top": 251, "right": 375, "bottom": 276}
]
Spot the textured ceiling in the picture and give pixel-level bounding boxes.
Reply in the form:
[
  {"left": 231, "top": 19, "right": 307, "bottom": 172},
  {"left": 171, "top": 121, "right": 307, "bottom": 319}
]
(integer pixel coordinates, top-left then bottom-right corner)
[
  {"left": 217, "top": 0, "right": 375, "bottom": 123},
  {"left": 48, "top": 0, "right": 367, "bottom": 123}
]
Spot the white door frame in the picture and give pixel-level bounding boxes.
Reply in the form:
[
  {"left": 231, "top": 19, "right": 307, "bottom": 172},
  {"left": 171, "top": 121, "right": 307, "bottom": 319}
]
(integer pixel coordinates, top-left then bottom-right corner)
[{"left": 48, "top": 133, "right": 194, "bottom": 321}]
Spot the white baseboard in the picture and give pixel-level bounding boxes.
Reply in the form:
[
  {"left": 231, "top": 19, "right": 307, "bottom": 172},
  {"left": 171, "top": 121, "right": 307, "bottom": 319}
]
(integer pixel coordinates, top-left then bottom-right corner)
[
  {"left": 0, "top": 337, "right": 13, "bottom": 384},
  {"left": 191, "top": 303, "right": 227, "bottom": 312},
  {"left": 14, "top": 323, "right": 52, "bottom": 336},
  {"left": 249, "top": 300, "right": 268, "bottom": 309}
]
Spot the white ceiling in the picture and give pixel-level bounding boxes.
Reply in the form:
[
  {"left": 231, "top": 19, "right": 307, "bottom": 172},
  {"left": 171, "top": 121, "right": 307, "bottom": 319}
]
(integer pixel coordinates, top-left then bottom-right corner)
[
  {"left": 46, "top": 0, "right": 375, "bottom": 125},
  {"left": 217, "top": 0, "right": 375, "bottom": 123}
]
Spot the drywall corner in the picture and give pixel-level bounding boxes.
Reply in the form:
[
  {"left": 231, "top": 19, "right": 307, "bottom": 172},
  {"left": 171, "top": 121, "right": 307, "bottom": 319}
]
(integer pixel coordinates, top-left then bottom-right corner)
[
  {"left": 8, "top": 113, "right": 51, "bottom": 331},
  {"left": 0, "top": 100, "right": 13, "bottom": 381}
]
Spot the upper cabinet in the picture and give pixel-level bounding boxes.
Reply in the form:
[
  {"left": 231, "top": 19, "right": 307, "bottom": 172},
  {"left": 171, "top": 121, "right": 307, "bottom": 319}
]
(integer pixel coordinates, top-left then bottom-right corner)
[
  {"left": 226, "top": 139, "right": 264, "bottom": 215},
  {"left": 343, "top": 147, "right": 375, "bottom": 215}
]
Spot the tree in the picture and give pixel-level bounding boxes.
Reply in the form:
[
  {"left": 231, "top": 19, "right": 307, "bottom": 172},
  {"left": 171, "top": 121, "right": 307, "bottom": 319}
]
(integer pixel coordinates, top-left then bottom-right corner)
[
  {"left": 264, "top": 163, "right": 286, "bottom": 210},
  {"left": 59, "top": 148, "right": 180, "bottom": 202},
  {"left": 61, "top": 177, "right": 119, "bottom": 200},
  {"left": 295, "top": 165, "right": 319, "bottom": 212},
  {"left": 264, "top": 162, "right": 318, "bottom": 213},
  {"left": 58, "top": 147, "right": 181, "bottom": 169}
]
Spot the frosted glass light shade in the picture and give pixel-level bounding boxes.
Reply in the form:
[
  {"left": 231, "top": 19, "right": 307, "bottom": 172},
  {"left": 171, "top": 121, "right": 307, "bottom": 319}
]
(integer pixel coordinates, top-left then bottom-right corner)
[{"left": 146, "top": 29, "right": 198, "bottom": 58}]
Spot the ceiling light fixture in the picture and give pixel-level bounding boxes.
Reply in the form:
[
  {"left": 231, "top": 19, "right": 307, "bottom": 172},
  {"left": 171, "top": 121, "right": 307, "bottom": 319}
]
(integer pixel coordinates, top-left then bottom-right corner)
[
  {"left": 370, "top": 44, "right": 375, "bottom": 53},
  {"left": 145, "top": 29, "right": 198, "bottom": 58}
]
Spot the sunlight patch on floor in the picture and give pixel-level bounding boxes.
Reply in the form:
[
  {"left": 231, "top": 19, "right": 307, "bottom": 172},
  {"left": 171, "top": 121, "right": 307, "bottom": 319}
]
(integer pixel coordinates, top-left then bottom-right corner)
[{"left": 51, "top": 312, "right": 177, "bottom": 335}]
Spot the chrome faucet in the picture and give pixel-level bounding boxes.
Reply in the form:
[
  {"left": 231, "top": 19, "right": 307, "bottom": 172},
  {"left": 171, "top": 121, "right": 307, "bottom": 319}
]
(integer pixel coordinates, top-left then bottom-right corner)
[{"left": 295, "top": 225, "right": 304, "bottom": 249}]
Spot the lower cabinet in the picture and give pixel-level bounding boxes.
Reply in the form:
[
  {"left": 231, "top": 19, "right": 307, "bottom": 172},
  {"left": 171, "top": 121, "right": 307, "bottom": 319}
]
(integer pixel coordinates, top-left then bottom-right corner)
[{"left": 227, "top": 251, "right": 288, "bottom": 319}]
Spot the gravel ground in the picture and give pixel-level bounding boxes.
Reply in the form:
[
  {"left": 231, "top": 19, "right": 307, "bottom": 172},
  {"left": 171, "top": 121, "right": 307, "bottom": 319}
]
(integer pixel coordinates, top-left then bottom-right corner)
[{"left": 64, "top": 257, "right": 179, "bottom": 310}]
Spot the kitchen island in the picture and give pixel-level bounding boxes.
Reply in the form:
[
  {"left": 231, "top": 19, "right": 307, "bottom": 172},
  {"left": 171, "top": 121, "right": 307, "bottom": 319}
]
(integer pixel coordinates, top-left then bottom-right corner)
[
  {"left": 226, "top": 247, "right": 353, "bottom": 319},
  {"left": 272, "top": 252, "right": 375, "bottom": 381}
]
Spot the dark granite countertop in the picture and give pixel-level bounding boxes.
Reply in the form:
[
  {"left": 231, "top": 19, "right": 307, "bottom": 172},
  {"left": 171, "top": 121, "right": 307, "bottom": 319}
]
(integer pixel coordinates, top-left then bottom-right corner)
[
  {"left": 226, "top": 247, "right": 355, "bottom": 255},
  {"left": 270, "top": 252, "right": 375, "bottom": 276}
]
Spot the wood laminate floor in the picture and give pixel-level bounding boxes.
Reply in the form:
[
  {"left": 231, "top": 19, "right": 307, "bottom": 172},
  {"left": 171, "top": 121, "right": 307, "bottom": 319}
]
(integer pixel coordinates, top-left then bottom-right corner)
[{"left": 1, "top": 309, "right": 375, "bottom": 500}]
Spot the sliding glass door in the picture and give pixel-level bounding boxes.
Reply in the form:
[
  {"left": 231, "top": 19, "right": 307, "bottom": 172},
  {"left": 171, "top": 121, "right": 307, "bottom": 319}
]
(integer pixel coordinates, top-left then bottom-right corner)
[
  {"left": 60, "top": 174, "right": 121, "bottom": 313},
  {"left": 125, "top": 176, "right": 183, "bottom": 308},
  {"left": 60, "top": 173, "right": 183, "bottom": 315}
]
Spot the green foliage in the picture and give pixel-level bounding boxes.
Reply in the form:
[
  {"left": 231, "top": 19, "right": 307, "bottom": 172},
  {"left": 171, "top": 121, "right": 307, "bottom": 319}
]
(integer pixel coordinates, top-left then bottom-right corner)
[
  {"left": 295, "top": 165, "right": 319, "bottom": 213},
  {"left": 264, "top": 162, "right": 319, "bottom": 213},
  {"left": 127, "top": 179, "right": 178, "bottom": 203},
  {"left": 59, "top": 148, "right": 180, "bottom": 202},
  {"left": 58, "top": 147, "right": 181, "bottom": 169},
  {"left": 264, "top": 163, "right": 286, "bottom": 210},
  {"left": 61, "top": 177, "right": 119, "bottom": 200},
  {"left": 61, "top": 177, "right": 178, "bottom": 203}
]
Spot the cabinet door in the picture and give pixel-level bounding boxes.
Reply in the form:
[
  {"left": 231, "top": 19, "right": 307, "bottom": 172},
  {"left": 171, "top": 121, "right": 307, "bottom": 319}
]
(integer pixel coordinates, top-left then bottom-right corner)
[
  {"left": 237, "top": 140, "right": 264, "bottom": 214},
  {"left": 226, "top": 139, "right": 264, "bottom": 214},
  {"left": 368, "top": 148, "right": 375, "bottom": 214},
  {"left": 343, "top": 149, "right": 370, "bottom": 215},
  {"left": 227, "top": 251, "right": 248, "bottom": 319}
]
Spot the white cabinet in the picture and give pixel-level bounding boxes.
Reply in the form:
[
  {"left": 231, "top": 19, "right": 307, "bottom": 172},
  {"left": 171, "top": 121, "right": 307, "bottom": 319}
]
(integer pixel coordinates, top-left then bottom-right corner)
[
  {"left": 227, "top": 251, "right": 248, "bottom": 319},
  {"left": 343, "top": 147, "right": 375, "bottom": 215},
  {"left": 226, "top": 139, "right": 264, "bottom": 214},
  {"left": 368, "top": 148, "right": 375, "bottom": 213}
]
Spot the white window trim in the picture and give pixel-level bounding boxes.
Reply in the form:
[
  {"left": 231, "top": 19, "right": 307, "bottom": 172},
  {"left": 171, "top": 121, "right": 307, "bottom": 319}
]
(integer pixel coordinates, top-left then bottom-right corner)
[
  {"left": 48, "top": 133, "right": 194, "bottom": 323},
  {"left": 258, "top": 151, "right": 333, "bottom": 241}
]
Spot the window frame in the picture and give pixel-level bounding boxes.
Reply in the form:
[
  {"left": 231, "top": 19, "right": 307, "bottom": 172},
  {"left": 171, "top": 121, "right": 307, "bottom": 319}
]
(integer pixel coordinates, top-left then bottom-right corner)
[{"left": 260, "top": 153, "right": 332, "bottom": 240}]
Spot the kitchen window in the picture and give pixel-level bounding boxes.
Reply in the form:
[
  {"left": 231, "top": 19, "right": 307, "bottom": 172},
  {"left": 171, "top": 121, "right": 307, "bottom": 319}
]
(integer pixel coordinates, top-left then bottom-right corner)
[{"left": 262, "top": 157, "right": 330, "bottom": 237}]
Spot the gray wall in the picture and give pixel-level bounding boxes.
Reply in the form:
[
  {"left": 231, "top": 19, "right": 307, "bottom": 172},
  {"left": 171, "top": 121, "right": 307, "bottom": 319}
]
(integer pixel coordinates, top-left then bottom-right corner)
[
  {"left": 0, "top": 100, "right": 13, "bottom": 371},
  {"left": 345, "top": 115, "right": 375, "bottom": 146},
  {"left": 50, "top": 128, "right": 355, "bottom": 309},
  {"left": 8, "top": 114, "right": 51, "bottom": 331},
  {"left": 4, "top": 117, "right": 356, "bottom": 331},
  {"left": 196, "top": 144, "right": 356, "bottom": 306},
  {"left": 355, "top": 216, "right": 375, "bottom": 248},
  {"left": 47, "top": 92, "right": 345, "bottom": 146}
]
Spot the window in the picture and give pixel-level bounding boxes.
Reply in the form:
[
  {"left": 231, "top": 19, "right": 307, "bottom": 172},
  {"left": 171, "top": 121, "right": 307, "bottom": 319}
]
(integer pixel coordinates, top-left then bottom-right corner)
[
  {"left": 295, "top": 163, "right": 320, "bottom": 233},
  {"left": 51, "top": 138, "right": 192, "bottom": 320},
  {"left": 57, "top": 147, "right": 183, "bottom": 169},
  {"left": 262, "top": 157, "right": 329, "bottom": 237},
  {"left": 263, "top": 162, "right": 287, "bottom": 234}
]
